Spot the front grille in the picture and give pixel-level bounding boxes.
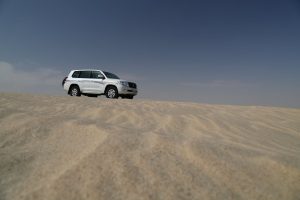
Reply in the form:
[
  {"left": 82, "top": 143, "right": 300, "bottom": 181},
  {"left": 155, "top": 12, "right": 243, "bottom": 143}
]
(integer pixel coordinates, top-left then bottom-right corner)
[{"left": 128, "top": 82, "right": 137, "bottom": 89}]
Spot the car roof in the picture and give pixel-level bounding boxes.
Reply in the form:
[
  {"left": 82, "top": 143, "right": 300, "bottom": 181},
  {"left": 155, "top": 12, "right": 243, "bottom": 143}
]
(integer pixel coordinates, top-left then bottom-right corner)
[{"left": 72, "top": 69, "right": 103, "bottom": 71}]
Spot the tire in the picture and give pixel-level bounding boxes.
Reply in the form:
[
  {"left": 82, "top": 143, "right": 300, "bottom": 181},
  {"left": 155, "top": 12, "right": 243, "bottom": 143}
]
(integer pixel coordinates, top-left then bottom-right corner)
[
  {"left": 105, "top": 86, "right": 118, "bottom": 99},
  {"left": 69, "top": 85, "right": 81, "bottom": 97}
]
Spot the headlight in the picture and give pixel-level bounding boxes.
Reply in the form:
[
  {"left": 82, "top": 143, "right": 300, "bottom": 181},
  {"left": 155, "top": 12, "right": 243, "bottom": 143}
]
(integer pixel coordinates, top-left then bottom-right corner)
[{"left": 120, "top": 81, "right": 129, "bottom": 87}]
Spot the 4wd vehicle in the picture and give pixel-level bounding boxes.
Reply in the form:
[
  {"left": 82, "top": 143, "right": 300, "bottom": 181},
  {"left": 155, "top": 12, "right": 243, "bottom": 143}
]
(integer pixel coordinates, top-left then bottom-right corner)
[{"left": 62, "top": 69, "right": 138, "bottom": 99}]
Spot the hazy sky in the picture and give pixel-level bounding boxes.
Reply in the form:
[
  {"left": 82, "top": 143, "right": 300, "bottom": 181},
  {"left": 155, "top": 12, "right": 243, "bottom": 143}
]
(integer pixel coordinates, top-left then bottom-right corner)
[{"left": 0, "top": 0, "right": 300, "bottom": 107}]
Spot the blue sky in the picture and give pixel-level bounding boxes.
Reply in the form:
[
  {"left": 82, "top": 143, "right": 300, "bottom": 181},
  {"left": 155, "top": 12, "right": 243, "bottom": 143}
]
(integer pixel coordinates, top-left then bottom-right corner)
[{"left": 0, "top": 0, "right": 299, "bottom": 107}]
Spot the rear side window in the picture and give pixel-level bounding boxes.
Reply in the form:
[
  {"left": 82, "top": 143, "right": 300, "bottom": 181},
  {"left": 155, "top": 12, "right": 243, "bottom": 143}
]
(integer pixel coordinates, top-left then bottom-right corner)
[
  {"left": 79, "top": 71, "right": 91, "bottom": 78},
  {"left": 72, "top": 71, "right": 80, "bottom": 78}
]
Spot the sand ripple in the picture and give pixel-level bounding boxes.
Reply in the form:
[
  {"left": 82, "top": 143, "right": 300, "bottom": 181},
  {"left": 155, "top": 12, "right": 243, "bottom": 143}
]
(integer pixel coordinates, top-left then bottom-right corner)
[{"left": 0, "top": 93, "right": 300, "bottom": 200}]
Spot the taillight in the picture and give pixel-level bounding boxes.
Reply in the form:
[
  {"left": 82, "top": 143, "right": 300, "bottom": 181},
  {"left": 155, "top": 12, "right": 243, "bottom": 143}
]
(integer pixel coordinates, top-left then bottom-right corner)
[{"left": 62, "top": 77, "right": 67, "bottom": 86}]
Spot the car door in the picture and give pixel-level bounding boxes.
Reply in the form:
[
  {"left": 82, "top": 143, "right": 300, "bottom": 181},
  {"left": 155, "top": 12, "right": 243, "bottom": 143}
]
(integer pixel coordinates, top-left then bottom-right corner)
[
  {"left": 78, "top": 70, "right": 92, "bottom": 93},
  {"left": 90, "top": 71, "right": 105, "bottom": 94}
]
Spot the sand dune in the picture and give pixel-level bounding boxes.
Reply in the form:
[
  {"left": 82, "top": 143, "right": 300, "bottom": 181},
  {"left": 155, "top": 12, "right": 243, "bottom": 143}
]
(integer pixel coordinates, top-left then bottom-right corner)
[{"left": 0, "top": 93, "right": 300, "bottom": 200}]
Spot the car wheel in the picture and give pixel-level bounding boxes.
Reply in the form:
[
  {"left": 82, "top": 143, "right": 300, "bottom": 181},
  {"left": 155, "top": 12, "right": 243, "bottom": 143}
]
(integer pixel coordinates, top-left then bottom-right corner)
[
  {"left": 70, "top": 85, "right": 81, "bottom": 96},
  {"left": 105, "top": 86, "right": 118, "bottom": 99}
]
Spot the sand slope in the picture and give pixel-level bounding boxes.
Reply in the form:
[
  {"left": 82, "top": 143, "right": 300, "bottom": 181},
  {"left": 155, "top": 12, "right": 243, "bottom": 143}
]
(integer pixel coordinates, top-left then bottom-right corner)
[{"left": 0, "top": 93, "right": 300, "bottom": 200}]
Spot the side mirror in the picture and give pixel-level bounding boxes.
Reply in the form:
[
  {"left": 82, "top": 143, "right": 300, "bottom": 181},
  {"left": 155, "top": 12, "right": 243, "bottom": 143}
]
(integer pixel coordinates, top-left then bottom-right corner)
[{"left": 97, "top": 75, "right": 105, "bottom": 79}]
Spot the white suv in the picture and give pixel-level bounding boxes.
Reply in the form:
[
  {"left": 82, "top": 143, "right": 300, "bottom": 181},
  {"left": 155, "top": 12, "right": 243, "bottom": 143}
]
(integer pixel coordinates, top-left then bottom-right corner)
[{"left": 62, "top": 69, "right": 138, "bottom": 99}]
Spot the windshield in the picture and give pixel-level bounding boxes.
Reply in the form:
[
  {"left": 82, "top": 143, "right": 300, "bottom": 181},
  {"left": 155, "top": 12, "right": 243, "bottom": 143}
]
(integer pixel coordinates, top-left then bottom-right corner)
[{"left": 103, "top": 71, "right": 120, "bottom": 79}]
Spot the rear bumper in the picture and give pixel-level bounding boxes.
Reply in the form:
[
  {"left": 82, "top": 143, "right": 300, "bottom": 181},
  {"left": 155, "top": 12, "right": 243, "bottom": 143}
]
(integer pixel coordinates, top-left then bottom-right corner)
[{"left": 63, "top": 82, "right": 70, "bottom": 92}]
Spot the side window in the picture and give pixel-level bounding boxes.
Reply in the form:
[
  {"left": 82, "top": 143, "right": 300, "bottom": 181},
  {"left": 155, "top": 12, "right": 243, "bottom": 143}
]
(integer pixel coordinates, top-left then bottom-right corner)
[
  {"left": 91, "top": 71, "right": 104, "bottom": 79},
  {"left": 72, "top": 71, "right": 80, "bottom": 78},
  {"left": 79, "top": 71, "right": 91, "bottom": 78}
]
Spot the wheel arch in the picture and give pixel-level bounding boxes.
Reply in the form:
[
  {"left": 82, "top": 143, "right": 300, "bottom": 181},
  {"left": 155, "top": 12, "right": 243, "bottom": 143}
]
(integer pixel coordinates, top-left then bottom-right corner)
[
  {"left": 104, "top": 84, "right": 118, "bottom": 93},
  {"left": 68, "top": 84, "right": 80, "bottom": 94}
]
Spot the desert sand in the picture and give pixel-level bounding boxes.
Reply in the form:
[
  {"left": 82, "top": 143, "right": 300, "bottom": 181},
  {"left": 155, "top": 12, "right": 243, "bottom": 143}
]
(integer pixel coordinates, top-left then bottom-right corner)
[{"left": 0, "top": 93, "right": 300, "bottom": 200}]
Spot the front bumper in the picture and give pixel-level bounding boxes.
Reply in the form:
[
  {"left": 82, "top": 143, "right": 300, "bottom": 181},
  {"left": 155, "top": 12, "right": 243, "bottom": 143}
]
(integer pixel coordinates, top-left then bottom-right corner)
[{"left": 118, "top": 86, "right": 138, "bottom": 96}]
